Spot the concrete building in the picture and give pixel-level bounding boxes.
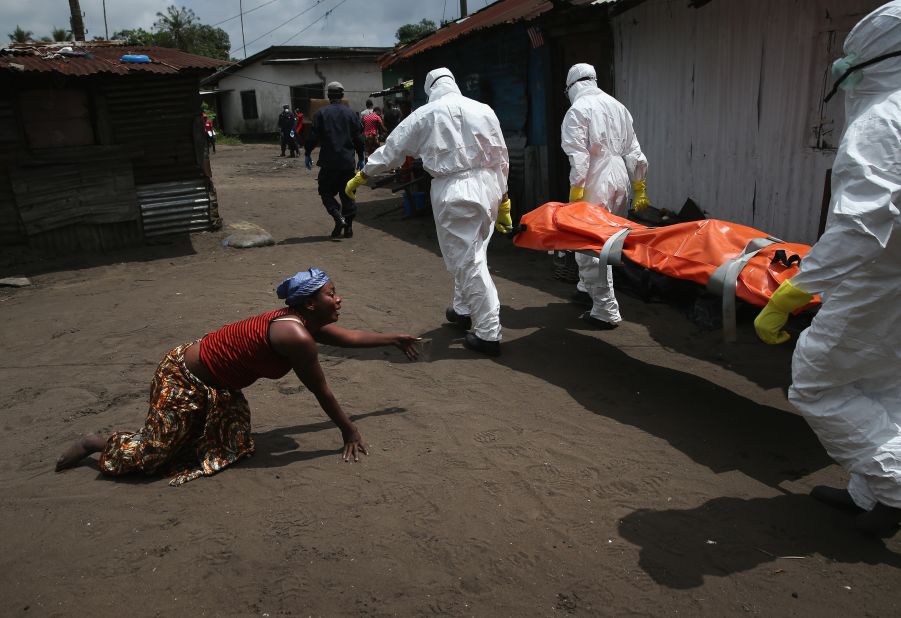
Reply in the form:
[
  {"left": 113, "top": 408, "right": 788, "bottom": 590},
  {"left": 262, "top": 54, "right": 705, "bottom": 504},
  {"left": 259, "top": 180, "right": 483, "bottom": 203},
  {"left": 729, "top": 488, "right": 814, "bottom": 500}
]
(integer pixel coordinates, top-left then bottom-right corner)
[{"left": 201, "top": 46, "right": 389, "bottom": 138}]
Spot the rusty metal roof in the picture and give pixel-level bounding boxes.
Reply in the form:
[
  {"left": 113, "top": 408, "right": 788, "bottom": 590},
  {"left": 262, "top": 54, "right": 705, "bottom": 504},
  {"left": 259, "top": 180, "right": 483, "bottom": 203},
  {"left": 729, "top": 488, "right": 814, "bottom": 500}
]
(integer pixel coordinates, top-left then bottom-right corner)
[
  {"left": 0, "top": 42, "right": 229, "bottom": 77},
  {"left": 379, "top": 0, "right": 554, "bottom": 68}
]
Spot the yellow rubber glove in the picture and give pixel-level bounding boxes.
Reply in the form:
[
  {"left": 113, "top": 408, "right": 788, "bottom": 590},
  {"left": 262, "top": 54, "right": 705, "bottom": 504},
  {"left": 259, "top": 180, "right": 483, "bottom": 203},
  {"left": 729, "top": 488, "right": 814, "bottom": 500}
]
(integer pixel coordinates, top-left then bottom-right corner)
[
  {"left": 632, "top": 179, "right": 651, "bottom": 212},
  {"left": 569, "top": 186, "right": 585, "bottom": 202},
  {"left": 495, "top": 198, "right": 512, "bottom": 233},
  {"left": 753, "top": 280, "right": 813, "bottom": 345},
  {"left": 344, "top": 172, "right": 367, "bottom": 200}
]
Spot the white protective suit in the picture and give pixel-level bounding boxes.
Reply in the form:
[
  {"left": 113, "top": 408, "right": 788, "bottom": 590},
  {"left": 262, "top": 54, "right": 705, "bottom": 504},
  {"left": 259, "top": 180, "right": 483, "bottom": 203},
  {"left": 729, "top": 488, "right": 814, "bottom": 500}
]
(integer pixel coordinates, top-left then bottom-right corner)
[
  {"left": 363, "top": 68, "right": 509, "bottom": 342},
  {"left": 788, "top": 2, "right": 901, "bottom": 510},
  {"left": 561, "top": 63, "right": 648, "bottom": 324}
]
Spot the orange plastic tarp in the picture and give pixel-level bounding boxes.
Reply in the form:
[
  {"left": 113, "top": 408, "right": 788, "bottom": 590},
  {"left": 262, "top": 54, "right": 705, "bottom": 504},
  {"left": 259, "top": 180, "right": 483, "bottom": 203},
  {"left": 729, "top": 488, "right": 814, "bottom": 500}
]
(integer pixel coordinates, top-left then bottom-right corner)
[{"left": 514, "top": 202, "right": 816, "bottom": 308}]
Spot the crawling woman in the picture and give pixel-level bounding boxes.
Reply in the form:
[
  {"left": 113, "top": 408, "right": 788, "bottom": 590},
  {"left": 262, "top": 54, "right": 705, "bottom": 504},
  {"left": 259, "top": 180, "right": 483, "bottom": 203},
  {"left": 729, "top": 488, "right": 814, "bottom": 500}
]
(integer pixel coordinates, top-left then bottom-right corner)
[{"left": 55, "top": 268, "right": 419, "bottom": 485}]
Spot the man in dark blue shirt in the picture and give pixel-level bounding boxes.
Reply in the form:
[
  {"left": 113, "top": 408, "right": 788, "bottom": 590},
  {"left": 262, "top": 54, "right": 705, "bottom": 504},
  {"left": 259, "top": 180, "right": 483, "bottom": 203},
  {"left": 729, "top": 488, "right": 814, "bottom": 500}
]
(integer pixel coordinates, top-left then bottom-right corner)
[{"left": 304, "top": 82, "right": 365, "bottom": 238}]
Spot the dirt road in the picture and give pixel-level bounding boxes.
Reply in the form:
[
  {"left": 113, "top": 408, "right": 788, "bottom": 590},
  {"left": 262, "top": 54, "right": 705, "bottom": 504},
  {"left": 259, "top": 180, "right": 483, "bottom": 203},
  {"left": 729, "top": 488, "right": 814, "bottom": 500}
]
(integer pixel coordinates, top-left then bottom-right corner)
[{"left": 1, "top": 144, "right": 897, "bottom": 616}]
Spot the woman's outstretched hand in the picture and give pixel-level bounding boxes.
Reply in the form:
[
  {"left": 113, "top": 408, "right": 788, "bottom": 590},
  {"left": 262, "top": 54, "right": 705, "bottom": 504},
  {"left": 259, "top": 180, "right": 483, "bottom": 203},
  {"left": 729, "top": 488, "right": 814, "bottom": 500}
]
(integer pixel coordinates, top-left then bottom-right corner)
[
  {"left": 394, "top": 335, "right": 422, "bottom": 361},
  {"left": 342, "top": 427, "right": 369, "bottom": 462}
]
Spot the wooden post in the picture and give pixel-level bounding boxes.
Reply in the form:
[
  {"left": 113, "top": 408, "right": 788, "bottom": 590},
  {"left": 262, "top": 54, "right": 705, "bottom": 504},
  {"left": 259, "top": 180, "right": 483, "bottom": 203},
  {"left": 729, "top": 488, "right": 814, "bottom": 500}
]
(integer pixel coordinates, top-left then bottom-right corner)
[{"left": 68, "top": 0, "right": 86, "bottom": 41}]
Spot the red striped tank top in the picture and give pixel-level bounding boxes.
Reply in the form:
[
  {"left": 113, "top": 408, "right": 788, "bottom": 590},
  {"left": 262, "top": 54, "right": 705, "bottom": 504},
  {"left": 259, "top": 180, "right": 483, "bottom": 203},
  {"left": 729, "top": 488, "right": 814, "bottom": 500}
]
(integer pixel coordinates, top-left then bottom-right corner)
[{"left": 198, "top": 307, "right": 305, "bottom": 390}]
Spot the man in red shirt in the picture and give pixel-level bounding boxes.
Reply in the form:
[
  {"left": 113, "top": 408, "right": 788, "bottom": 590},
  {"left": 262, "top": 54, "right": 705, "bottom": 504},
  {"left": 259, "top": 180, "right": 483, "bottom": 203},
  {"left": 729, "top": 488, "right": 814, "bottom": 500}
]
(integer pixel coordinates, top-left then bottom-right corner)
[
  {"left": 202, "top": 113, "right": 216, "bottom": 154},
  {"left": 293, "top": 107, "right": 304, "bottom": 143},
  {"left": 361, "top": 108, "right": 386, "bottom": 164}
]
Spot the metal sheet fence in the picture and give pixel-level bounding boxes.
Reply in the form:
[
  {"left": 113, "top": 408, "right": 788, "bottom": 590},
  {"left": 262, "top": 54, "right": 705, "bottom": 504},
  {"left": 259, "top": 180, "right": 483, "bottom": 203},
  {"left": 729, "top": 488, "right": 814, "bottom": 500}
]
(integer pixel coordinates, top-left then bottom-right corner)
[
  {"left": 611, "top": 0, "right": 883, "bottom": 243},
  {"left": 138, "top": 180, "right": 212, "bottom": 237}
]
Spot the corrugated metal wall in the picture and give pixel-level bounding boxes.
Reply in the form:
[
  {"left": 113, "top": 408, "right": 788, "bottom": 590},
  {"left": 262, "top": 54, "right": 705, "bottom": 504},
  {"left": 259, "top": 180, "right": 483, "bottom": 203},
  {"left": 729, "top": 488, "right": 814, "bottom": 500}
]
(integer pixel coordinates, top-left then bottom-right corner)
[
  {"left": 0, "top": 96, "right": 24, "bottom": 245},
  {"left": 0, "top": 71, "right": 214, "bottom": 254},
  {"left": 612, "top": 0, "right": 881, "bottom": 243},
  {"left": 402, "top": 25, "right": 531, "bottom": 205},
  {"left": 10, "top": 156, "right": 139, "bottom": 234},
  {"left": 138, "top": 179, "right": 213, "bottom": 237},
  {"left": 103, "top": 74, "right": 205, "bottom": 185}
]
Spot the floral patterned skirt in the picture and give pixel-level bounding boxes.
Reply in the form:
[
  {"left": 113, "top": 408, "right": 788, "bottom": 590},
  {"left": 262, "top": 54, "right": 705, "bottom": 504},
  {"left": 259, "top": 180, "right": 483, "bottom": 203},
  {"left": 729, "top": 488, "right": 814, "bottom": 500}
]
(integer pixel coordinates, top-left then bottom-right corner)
[{"left": 98, "top": 343, "right": 255, "bottom": 486}]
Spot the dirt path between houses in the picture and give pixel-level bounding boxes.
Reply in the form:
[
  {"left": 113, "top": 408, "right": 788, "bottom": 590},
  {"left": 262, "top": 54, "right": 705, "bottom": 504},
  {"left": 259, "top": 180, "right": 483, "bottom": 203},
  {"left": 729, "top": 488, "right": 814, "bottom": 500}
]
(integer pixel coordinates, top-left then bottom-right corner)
[{"left": 1, "top": 143, "right": 898, "bottom": 616}]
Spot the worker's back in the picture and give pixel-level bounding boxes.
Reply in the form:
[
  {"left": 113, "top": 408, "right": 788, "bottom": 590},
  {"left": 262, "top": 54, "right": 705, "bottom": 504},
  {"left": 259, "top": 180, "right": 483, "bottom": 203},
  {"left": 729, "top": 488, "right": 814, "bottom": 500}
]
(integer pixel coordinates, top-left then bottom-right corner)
[{"left": 306, "top": 102, "right": 362, "bottom": 170}]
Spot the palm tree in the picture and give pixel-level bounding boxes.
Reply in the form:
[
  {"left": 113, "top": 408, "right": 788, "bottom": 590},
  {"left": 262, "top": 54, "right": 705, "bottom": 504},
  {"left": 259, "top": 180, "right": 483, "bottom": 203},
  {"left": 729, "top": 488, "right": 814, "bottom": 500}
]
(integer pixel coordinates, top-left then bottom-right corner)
[
  {"left": 51, "top": 27, "right": 72, "bottom": 42},
  {"left": 8, "top": 25, "right": 33, "bottom": 43},
  {"left": 153, "top": 5, "right": 197, "bottom": 50}
]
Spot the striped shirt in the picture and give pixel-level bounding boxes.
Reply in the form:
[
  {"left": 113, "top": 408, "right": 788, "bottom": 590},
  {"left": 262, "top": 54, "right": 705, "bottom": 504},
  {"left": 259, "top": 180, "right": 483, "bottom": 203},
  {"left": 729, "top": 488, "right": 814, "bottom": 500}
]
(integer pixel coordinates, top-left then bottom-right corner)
[
  {"left": 198, "top": 308, "right": 304, "bottom": 390},
  {"left": 362, "top": 112, "right": 382, "bottom": 137}
]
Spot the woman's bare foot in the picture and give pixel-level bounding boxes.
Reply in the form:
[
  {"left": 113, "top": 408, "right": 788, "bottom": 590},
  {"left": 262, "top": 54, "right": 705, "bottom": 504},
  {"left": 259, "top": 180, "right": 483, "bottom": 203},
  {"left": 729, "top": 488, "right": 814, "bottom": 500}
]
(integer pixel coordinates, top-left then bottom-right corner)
[{"left": 55, "top": 434, "right": 107, "bottom": 471}]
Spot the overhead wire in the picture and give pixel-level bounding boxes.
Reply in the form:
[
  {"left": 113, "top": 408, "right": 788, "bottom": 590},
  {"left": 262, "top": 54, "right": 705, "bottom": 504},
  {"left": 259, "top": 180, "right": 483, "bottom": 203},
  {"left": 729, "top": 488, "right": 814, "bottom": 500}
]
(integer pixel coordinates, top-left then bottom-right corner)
[
  {"left": 212, "top": 0, "right": 396, "bottom": 93},
  {"left": 228, "top": 0, "right": 327, "bottom": 57},
  {"left": 278, "top": 0, "right": 350, "bottom": 45},
  {"left": 210, "top": 0, "right": 282, "bottom": 27}
]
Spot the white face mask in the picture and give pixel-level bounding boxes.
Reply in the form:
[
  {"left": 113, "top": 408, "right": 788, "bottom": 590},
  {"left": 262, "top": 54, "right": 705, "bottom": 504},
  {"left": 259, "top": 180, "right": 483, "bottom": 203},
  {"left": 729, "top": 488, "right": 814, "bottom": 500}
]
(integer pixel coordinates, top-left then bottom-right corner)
[
  {"left": 825, "top": 49, "right": 901, "bottom": 101},
  {"left": 831, "top": 54, "right": 863, "bottom": 92}
]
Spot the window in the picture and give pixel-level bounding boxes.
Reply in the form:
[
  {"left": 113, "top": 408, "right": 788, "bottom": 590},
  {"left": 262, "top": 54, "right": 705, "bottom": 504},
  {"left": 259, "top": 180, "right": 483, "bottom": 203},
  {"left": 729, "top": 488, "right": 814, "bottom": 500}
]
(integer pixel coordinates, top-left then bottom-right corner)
[
  {"left": 240, "top": 90, "right": 258, "bottom": 120},
  {"left": 291, "top": 83, "right": 324, "bottom": 116}
]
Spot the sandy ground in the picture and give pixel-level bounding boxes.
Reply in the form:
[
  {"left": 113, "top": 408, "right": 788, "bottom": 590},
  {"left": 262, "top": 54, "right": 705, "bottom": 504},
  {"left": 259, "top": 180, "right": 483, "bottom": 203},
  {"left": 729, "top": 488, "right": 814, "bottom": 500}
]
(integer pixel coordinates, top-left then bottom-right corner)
[{"left": 0, "top": 143, "right": 898, "bottom": 616}]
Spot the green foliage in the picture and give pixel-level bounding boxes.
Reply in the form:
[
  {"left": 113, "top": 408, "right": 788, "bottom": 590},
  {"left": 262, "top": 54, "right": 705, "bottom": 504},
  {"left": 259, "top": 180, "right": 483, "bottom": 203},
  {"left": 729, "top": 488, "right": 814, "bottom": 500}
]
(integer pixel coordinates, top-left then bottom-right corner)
[
  {"left": 187, "top": 24, "right": 230, "bottom": 60},
  {"left": 201, "top": 101, "right": 217, "bottom": 124},
  {"left": 153, "top": 5, "right": 196, "bottom": 49},
  {"left": 114, "top": 5, "right": 230, "bottom": 60},
  {"left": 152, "top": 5, "right": 230, "bottom": 60},
  {"left": 51, "top": 27, "right": 71, "bottom": 41},
  {"left": 8, "top": 25, "right": 33, "bottom": 43},
  {"left": 113, "top": 27, "right": 163, "bottom": 45},
  {"left": 395, "top": 19, "right": 437, "bottom": 45},
  {"left": 216, "top": 134, "right": 242, "bottom": 146}
]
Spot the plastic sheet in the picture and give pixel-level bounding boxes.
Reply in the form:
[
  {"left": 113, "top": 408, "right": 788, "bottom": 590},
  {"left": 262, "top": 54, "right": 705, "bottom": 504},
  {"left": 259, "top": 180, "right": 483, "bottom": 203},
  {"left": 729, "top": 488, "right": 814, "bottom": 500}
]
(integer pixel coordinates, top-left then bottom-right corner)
[{"left": 515, "top": 201, "right": 817, "bottom": 308}]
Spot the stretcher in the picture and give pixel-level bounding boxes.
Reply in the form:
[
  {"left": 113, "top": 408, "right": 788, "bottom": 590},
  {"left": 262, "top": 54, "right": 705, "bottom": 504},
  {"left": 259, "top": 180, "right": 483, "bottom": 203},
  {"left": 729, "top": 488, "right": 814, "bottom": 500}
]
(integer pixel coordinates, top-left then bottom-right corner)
[{"left": 513, "top": 202, "right": 818, "bottom": 341}]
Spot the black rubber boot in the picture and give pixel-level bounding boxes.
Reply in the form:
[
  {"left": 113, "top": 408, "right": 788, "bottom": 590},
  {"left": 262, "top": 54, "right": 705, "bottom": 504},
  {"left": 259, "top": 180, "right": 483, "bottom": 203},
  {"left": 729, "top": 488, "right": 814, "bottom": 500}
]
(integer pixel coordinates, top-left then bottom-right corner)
[
  {"left": 580, "top": 312, "right": 619, "bottom": 330},
  {"left": 330, "top": 212, "right": 346, "bottom": 238},
  {"left": 343, "top": 216, "right": 354, "bottom": 238},
  {"left": 445, "top": 307, "right": 472, "bottom": 329},
  {"left": 463, "top": 332, "right": 501, "bottom": 357},
  {"left": 810, "top": 485, "right": 865, "bottom": 513},
  {"left": 856, "top": 502, "right": 901, "bottom": 538}
]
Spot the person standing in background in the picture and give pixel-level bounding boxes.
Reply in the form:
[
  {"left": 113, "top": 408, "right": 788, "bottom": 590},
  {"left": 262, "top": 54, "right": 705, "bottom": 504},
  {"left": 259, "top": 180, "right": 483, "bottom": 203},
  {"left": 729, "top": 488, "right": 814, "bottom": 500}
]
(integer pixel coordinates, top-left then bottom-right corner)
[
  {"left": 305, "top": 82, "right": 365, "bottom": 239},
  {"left": 278, "top": 104, "right": 297, "bottom": 157},
  {"left": 293, "top": 107, "right": 305, "bottom": 145},
  {"left": 383, "top": 100, "right": 402, "bottom": 136},
  {"left": 361, "top": 107, "right": 386, "bottom": 164},
  {"left": 360, "top": 99, "right": 374, "bottom": 120}
]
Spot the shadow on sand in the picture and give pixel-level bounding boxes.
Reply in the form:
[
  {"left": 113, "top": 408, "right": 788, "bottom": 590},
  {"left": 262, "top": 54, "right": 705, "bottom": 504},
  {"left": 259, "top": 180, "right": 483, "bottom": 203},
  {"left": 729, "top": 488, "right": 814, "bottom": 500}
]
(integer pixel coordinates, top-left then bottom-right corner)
[
  {"left": 354, "top": 194, "right": 799, "bottom": 393},
  {"left": 244, "top": 406, "right": 407, "bottom": 469},
  {"left": 0, "top": 233, "right": 199, "bottom": 278},
  {"left": 618, "top": 493, "right": 901, "bottom": 588}
]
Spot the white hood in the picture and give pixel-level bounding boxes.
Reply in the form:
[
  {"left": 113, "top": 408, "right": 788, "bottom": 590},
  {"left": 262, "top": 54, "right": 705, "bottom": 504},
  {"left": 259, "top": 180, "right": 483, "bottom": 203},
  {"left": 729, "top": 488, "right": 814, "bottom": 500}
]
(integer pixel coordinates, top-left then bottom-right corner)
[
  {"left": 565, "top": 62, "right": 601, "bottom": 104},
  {"left": 841, "top": 1, "right": 901, "bottom": 115},
  {"left": 425, "top": 67, "right": 461, "bottom": 102}
]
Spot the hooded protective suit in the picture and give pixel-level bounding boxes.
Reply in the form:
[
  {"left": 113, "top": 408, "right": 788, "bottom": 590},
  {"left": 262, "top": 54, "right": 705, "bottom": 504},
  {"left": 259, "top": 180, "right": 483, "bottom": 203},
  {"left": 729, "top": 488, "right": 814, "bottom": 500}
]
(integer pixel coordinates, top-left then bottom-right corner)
[
  {"left": 787, "top": 2, "right": 901, "bottom": 510},
  {"left": 362, "top": 68, "right": 509, "bottom": 342},
  {"left": 561, "top": 63, "right": 648, "bottom": 324}
]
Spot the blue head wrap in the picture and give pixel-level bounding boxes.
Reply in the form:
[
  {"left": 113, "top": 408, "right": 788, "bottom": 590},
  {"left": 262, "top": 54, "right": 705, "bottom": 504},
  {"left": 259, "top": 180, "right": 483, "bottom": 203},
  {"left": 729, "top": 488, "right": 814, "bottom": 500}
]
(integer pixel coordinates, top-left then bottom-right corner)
[{"left": 276, "top": 268, "right": 330, "bottom": 306}]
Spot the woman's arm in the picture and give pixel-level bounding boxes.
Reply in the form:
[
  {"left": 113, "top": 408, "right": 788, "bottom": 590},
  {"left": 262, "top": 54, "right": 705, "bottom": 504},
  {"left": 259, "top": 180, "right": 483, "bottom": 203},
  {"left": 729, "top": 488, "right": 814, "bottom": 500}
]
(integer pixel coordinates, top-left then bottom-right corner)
[
  {"left": 315, "top": 324, "right": 420, "bottom": 360},
  {"left": 271, "top": 321, "right": 367, "bottom": 462}
]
